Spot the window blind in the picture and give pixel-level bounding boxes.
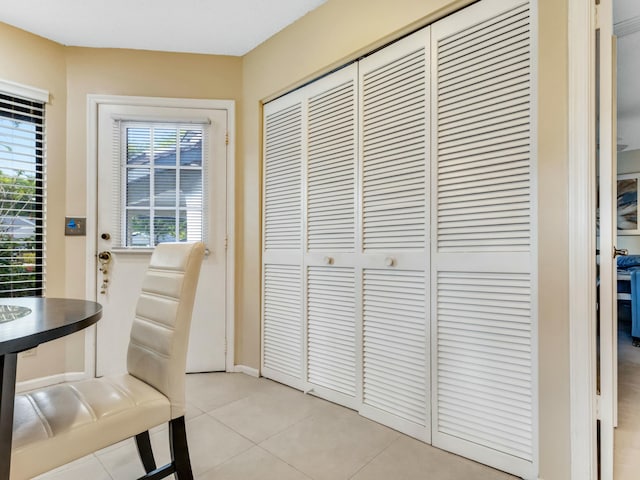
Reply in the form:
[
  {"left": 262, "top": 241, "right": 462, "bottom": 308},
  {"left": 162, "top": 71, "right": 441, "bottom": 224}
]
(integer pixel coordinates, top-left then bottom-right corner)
[{"left": 0, "top": 93, "right": 45, "bottom": 297}]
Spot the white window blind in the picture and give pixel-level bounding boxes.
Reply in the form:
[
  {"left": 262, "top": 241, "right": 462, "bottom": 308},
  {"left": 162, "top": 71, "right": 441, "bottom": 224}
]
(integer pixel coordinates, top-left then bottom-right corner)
[
  {"left": 115, "top": 122, "right": 207, "bottom": 247},
  {"left": 0, "top": 92, "right": 45, "bottom": 297}
]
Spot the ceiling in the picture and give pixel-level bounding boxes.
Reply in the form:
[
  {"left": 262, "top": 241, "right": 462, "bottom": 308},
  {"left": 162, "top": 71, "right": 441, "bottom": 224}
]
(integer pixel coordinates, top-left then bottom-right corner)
[{"left": 0, "top": 0, "right": 327, "bottom": 56}]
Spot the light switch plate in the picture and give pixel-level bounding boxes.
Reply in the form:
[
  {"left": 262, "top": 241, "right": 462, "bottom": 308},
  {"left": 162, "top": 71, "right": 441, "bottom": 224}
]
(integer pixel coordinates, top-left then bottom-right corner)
[{"left": 65, "top": 217, "right": 86, "bottom": 236}]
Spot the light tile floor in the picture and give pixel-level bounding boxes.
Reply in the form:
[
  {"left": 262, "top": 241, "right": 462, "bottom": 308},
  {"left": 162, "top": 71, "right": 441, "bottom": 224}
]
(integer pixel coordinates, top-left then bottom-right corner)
[
  {"left": 34, "top": 373, "right": 516, "bottom": 480},
  {"left": 615, "top": 318, "right": 640, "bottom": 480}
]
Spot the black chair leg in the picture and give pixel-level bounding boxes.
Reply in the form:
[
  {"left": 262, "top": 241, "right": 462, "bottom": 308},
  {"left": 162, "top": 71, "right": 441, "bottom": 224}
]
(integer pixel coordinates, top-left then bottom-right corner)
[
  {"left": 169, "top": 416, "right": 193, "bottom": 480},
  {"left": 135, "top": 430, "right": 157, "bottom": 473}
]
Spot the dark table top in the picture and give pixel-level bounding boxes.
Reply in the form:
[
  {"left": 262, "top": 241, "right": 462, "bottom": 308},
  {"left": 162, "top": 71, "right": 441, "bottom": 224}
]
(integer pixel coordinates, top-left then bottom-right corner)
[{"left": 0, "top": 297, "right": 102, "bottom": 355}]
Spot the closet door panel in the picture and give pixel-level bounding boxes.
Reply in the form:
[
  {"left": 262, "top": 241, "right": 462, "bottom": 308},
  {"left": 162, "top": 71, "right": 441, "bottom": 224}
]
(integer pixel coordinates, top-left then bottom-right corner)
[
  {"left": 264, "top": 100, "right": 304, "bottom": 254},
  {"left": 262, "top": 92, "right": 305, "bottom": 386},
  {"left": 306, "top": 65, "right": 358, "bottom": 253},
  {"left": 436, "top": 270, "right": 533, "bottom": 460},
  {"left": 307, "top": 266, "right": 357, "bottom": 400},
  {"left": 263, "top": 265, "right": 304, "bottom": 380},
  {"left": 358, "top": 27, "right": 431, "bottom": 442},
  {"left": 360, "top": 29, "right": 429, "bottom": 252},
  {"left": 431, "top": 1, "right": 536, "bottom": 478}
]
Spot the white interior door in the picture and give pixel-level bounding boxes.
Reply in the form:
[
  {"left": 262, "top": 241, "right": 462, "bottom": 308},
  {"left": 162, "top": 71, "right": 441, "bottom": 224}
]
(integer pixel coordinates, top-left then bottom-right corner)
[
  {"left": 598, "top": 1, "right": 618, "bottom": 478},
  {"left": 95, "top": 102, "right": 228, "bottom": 376}
]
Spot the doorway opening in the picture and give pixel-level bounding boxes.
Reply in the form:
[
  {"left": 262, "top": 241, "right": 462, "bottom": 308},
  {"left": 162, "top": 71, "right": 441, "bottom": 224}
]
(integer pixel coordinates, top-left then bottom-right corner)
[{"left": 611, "top": 1, "right": 640, "bottom": 477}]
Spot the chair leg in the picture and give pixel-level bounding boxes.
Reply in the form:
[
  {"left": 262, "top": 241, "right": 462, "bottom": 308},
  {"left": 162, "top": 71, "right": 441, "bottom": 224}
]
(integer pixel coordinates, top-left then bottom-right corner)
[
  {"left": 135, "top": 430, "right": 157, "bottom": 473},
  {"left": 169, "top": 416, "right": 193, "bottom": 480}
]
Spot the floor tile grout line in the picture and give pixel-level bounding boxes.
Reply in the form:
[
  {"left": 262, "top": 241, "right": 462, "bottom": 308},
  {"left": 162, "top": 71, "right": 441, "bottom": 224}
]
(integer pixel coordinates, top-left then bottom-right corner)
[
  {"left": 252, "top": 409, "right": 319, "bottom": 444},
  {"left": 346, "top": 433, "right": 403, "bottom": 480},
  {"left": 196, "top": 441, "right": 256, "bottom": 479},
  {"left": 201, "top": 409, "right": 261, "bottom": 445},
  {"left": 202, "top": 386, "right": 329, "bottom": 445},
  {"left": 93, "top": 451, "right": 118, "bottom": 480},
  {"left": 196, "top": 389, "right": 322, "bottom": 479}
]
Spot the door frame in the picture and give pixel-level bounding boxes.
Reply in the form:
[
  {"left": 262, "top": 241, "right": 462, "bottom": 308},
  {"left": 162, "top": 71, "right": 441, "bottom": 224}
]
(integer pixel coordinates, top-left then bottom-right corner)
[
  {"left": 84, "top": 94, "right": 236, "bottom": 376},
  {"left": 567, "top": 1, "right": 603, "bottom": 479}
]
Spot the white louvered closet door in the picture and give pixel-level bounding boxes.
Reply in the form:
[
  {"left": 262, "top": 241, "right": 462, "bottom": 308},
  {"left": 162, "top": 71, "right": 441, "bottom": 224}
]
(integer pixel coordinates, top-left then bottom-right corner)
[
  {"left": 358, "top": 28, "right": 431, "bottom": 442},
  {"left": 304, "top": 65, "right": 359, "bottom": 407},
  {"left": 262, "top": 91, "right": 306, "bottom": 388},
  {"left": 430, "top": 1, "right": 537, "bottom": 478}
]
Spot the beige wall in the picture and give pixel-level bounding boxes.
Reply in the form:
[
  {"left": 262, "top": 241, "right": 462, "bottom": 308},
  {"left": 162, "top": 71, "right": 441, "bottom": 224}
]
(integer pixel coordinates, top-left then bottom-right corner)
[
  {"left": 0, "top": 23, "right": 69, "bottom": 381},
  {"left": 240, "top": 0, "right": 571, "bottom": 478},
  {"left": 537, "top": 0, "right": 571, "bottom": 478}
]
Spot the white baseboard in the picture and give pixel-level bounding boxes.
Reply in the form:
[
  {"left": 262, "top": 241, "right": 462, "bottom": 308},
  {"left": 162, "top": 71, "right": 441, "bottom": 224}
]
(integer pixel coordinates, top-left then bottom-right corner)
[
  {"left": 15, "top": 371, "right": 90, "bottom": 393},
  {"left": 233, "top": 365, "right": 260, "bottom": 377}
]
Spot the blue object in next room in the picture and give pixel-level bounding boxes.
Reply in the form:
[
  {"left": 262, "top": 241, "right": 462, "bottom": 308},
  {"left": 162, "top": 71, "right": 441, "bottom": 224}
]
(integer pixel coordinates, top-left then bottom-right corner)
[
  {"left": 617, "top": 255, "right": 640, "bottom": 269},
  {"left": 632, "top": 269, "right": 640, "bottom": 340}
]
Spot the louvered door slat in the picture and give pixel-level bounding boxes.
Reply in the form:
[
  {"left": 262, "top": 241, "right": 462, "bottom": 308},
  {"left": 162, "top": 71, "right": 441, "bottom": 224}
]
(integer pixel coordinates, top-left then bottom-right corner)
[
  {"left": 440, "top": 109, "right": 529, "bottom": 139},
  {"left": 440, "top": 54, "right": 529, "bottom": 94}
]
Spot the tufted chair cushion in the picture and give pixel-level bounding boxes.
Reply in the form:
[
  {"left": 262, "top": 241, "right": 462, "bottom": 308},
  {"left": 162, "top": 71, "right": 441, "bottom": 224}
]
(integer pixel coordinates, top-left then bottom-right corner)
[
  {"left": 127, "top": 241, "right": 205, "bottom": 418},
  {"left": 10, "top": 242, "right": 204, "bottom": 480}
]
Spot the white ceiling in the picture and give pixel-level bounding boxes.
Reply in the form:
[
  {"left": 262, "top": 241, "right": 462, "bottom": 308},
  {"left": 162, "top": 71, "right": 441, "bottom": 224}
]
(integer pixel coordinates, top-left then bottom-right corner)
[
  {"left": 0, "top": 0, "right": 327, "bottom": 56},
  {"left": 616, "top": 0, "right": 640, "bottom": 150}
]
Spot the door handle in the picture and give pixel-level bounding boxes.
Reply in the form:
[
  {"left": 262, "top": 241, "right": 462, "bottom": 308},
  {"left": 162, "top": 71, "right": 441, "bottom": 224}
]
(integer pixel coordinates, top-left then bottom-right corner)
[{"left": 613, "top": 247, "right": 629, "bottom": 258}]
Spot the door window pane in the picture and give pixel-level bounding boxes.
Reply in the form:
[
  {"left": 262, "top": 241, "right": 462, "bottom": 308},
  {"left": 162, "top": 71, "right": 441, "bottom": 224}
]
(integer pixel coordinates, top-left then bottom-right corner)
[
  {"left": 154, "top": 168, "right": 176, "bottom": 207},
  {"left": 126, "top": 168, "right": 150, "bottom": 207},
  {"left": 122, "top": 123, "right": 204, "bottom": 247}
]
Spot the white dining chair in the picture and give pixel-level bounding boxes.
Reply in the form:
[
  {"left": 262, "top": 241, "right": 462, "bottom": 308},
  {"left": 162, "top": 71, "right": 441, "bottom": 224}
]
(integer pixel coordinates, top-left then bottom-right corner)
[{"left": 10, "top": 241, "right": 205, "bottom": 480}]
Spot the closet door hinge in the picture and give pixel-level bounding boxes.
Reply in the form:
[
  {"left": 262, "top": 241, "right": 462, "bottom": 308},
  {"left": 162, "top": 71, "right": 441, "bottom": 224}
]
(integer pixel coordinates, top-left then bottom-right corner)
[
  {"left": 225, "top": 132, "right": 229, "bottom": 145},
  {"left": 596, "top": 394, "right": 601, "bottom": 420}
]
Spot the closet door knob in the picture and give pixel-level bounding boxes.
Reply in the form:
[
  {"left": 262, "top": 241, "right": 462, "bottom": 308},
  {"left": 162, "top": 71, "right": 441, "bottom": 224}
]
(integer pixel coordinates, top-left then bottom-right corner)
[
  {"left": 323, "top": 256, "right": 334, "bottom": 265},
  {"left": 384, "top": 256, "right": 396, "bottom": 267}
]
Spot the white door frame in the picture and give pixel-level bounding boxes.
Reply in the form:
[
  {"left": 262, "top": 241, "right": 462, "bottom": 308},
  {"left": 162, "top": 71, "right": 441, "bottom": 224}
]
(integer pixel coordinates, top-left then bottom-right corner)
[
  {"left": 84, "top": 94, "right": 236, "bottom": 376},
  {"left": 567, "top": 1, "right": 603, "bottom": 479}
]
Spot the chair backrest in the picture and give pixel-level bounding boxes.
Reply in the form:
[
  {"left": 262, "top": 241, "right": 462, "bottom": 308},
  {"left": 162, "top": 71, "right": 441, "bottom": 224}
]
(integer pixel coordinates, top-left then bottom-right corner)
[{"left": 127, "top": 241, "right": 205, "bottom": 418}]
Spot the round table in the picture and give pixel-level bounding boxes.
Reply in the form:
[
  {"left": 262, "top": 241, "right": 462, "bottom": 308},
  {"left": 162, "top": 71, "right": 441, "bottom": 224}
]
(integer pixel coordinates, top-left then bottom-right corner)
[{"left": 0, "top": 297, "right": 102, "bottom": 480}]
